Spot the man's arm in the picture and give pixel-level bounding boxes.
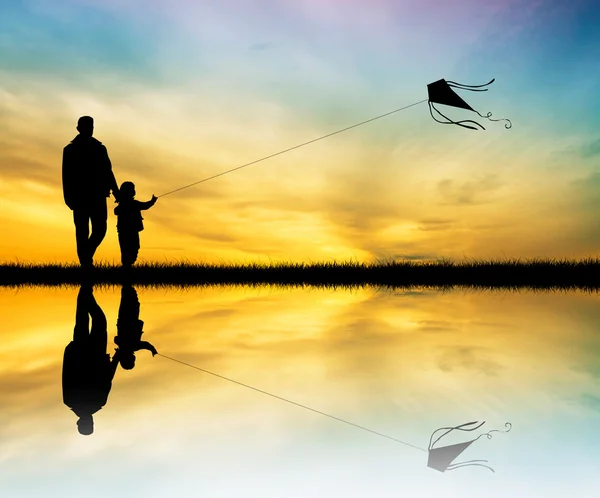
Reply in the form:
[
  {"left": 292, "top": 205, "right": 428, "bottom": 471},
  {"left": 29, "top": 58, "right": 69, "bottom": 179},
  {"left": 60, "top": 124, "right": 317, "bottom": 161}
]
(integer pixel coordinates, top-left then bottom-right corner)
[
  {"left": 108, "top": 349, "right": 121, "bottom": 381},
  {"left": 62, "top": 146, "right": 75, "bottom": 210},
  {"left": 102, "top": 145, "right": 119, "bottom": 201}
]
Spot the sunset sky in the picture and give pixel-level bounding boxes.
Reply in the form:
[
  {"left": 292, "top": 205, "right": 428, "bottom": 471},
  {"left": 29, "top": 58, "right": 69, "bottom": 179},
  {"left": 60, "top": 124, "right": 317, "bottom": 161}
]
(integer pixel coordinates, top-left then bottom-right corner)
[{"left": 1, "top": 0, "right": 599, "bottom": 264}]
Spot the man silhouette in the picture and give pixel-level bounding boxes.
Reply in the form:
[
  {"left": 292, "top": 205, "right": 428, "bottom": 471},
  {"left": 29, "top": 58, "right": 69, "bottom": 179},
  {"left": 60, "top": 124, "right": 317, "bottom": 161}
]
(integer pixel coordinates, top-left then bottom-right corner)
[
  {"left": 62, "top": 116, "right": 120, "bottom": 268},
  {"left": 62, "top": 285, "right": 121, "bottom": 435}
]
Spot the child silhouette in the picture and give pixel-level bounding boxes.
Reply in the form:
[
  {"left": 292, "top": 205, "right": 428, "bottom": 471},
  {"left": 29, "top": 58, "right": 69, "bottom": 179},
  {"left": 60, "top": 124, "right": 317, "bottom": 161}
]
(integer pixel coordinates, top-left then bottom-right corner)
[
  {"left": 114, "top": 181, "right": 157, "bottom": 267},
  {"left": 115, "top": 284, "right": 157, "bottom": 370}
]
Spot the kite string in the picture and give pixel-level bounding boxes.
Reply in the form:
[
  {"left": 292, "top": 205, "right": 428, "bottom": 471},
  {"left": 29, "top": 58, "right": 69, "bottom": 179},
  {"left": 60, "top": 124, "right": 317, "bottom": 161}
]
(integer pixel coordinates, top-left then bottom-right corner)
[
  {"left": 158, "top": 99, "right": 428, "bottom": 198},
  {"left": 157, "top": 353, "right": 427, "bottom": 452}
]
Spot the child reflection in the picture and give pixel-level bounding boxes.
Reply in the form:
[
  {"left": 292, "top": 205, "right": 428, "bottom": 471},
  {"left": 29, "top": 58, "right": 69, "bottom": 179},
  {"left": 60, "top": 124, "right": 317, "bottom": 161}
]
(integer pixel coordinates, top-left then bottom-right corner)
[
  {"left": 63, "top": 285, "right": 120, "bottom": 435},
  {"left": 115, "top": 284, "right": 158, "bottom": 370}
]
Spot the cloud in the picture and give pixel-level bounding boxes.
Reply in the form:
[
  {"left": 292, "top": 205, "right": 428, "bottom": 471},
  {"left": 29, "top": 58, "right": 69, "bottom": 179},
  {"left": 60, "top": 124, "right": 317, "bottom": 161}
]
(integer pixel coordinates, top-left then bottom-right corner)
[
  {"left": 580, "top": 138, "right": 600, "bottom": 158},
  {"left": 393, "top": 253, "right": 440, "bottom": 261},
  {"left": 0, "top": 153, "right": 58, "bottom": 188},
  {"left": 415, "top": 218, "right": 455, "bottom": 231},
  {"left": 436, "top": 174, "right": 504, "bottom": 205},
  {"left": 557, "top": 171, "right": 600, "bottom": 250},
  {"left": 144, "top": 246, "right": 184, "bottom": 251},
  {"left": 161, "top": 225, "right": 239, "bottom": 244},
  {"left": 436, "top": 346, "right": 503, "bottom": 376},
  {"left": 570, "top": 170, "right": 600, "bottom": 191},
  {"left": 553, "top": 137, "right": 600, "bottom": 161},
  {"left": 417, "top": 320, "right": 459, "bottom": 333},
  {"left": 0, "top": 365, "right": 58, "bottom": 424},
  {"left": 579, "top": 393, "right": 600, "bottom": 414}
]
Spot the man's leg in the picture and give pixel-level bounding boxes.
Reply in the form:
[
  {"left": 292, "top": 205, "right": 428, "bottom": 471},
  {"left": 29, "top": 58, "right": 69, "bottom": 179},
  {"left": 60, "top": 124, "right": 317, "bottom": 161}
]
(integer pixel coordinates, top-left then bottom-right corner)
[
  {"left": 88, "top": 200, "right": 108, "bottom": 264},
  {"left": 88, "top": 289, "right": 108, "bottom": 354},
  {"left": 73, "top": 285, "right": 93, "bottom": 342},
  {"left": 83, "top": 289, "right": 111, "bottom": 428},
  {"left": 73, "top": 209, "right": 91, "bottom": 267}
]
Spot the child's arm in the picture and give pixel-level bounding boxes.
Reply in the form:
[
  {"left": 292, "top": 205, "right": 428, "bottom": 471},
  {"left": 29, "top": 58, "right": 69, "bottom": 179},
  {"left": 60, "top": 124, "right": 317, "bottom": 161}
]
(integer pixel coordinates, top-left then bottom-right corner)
[
  {"left": 136, "top": 195, "right": 158, "bottom": 211},
  {"left": 138, "top": 341, "right": 158, "bottom": 356}
]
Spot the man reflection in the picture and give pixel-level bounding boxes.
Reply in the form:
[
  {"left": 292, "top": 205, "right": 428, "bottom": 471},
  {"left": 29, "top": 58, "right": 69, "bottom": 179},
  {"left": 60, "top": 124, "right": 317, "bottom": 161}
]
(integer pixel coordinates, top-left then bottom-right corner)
[
  {"left": 115, "top": 284, "right": 157, "bottom": 370},
  {"left": 63, "top": 285, "right": 120, "bottom": 435}
]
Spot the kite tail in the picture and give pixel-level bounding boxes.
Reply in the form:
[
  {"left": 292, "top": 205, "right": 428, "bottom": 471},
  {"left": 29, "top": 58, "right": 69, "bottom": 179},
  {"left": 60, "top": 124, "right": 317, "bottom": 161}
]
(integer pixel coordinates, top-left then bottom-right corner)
[
  {"left": 473, "top": 422, "right": 512, "bottom": 443},
  {"left": 444, "top": 78, "right": 512, "bottom": 129},
  {"left": 428, "top": 102, "right": 486, "bottom": 131},
  {"left": 446, "top": 78, "right": 495, "bottom": 92},
  {"left": 429, "top": 420, "right": 487, "bottom": 450},
  {"left": 474, "top": 110, "right": 512, "bottom": 129},
  {"left": 446, "top": 460, "right": 496, "bottom": 473}
]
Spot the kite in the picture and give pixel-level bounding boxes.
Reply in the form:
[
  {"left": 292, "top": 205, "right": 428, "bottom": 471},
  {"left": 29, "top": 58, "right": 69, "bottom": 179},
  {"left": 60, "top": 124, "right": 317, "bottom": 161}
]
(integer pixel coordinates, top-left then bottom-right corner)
[
  {"left": 427, "top": 78, "right": 512, "bottom": 131},
  {"left": 427, "top": 420, "right": 512, "bottom": 473}
]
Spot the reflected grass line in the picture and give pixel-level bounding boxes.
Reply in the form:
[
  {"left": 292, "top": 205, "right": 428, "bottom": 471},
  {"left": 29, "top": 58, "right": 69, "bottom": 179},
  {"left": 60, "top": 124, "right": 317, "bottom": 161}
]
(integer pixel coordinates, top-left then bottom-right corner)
[{"left": 1, "top": 257, "right": 600, "bottom": 291}]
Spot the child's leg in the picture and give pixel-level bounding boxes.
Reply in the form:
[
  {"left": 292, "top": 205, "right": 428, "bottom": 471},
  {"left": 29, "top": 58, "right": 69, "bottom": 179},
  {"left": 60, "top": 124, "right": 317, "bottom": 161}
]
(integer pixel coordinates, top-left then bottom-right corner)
[
  {"left": 118, "top": 231, "right": 136, "bottom": 267},
  {"left": 117, "top": 232, "right": 126, "bottom": 266},
  {"left": 118, "top": 285, "right": 140, "bottom": 323},
  {"left": 131, "top": 232, "right": 140, "bottom": 265}
]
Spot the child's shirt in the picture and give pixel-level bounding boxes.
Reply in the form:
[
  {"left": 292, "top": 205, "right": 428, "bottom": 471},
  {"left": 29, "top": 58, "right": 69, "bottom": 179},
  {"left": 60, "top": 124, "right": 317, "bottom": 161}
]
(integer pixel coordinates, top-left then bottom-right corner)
[
  {"left": 114, "top": 198, "right": 155, "bottom": 232},
  {"left": 115, "top": 319, "right": 157, "bottom": 355}
]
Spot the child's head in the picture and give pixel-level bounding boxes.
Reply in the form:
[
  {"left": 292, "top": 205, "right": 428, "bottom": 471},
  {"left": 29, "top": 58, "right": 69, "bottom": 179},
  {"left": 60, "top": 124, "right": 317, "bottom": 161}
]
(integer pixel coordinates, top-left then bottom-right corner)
[
  {"left": 119, "top": 351, "right": 136, "bottom": 370},
  {"left": 119, "top": 181, "right": 136, "bottom": 200}
]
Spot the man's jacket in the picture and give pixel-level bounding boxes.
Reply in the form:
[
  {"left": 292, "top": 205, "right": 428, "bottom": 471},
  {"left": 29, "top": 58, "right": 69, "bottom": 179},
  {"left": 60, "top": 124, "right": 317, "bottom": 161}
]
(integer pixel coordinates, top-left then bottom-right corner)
[
  {"left": 62, "top": 135, "right": 118, "bottom": 209},
  {"left": 62, "top": 342, "right": 114, "bottom": 417}
]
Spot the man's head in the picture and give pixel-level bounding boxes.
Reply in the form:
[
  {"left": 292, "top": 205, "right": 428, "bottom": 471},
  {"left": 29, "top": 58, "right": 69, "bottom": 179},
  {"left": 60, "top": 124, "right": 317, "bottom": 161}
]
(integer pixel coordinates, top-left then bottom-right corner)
[
  {"left": 119, "top": 181, "right": 136, "bottom": 200},
  {"left": 77, "top": 116, "right": 94, "bottom": 137},
  {"left": 77, "top": 414, "right": 94, "bottom": 435}
]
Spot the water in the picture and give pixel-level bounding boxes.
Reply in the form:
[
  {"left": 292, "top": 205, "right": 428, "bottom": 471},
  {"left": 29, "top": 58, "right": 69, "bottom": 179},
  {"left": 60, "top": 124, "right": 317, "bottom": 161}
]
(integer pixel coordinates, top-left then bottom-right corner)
[{"left": 1, "top": 285, "right": 599, "bottom": 497}]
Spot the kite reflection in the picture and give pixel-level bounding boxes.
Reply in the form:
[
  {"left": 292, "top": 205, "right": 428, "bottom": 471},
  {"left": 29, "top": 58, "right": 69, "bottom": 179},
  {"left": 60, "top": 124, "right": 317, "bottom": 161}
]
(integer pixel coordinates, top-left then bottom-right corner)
[
  {"left": 62, "top": 285, "right": 120, "bottom": 435},
  {"left": 115, "top": 284, "right": 158, "bottom": 370},
  {"left": 427, "top": 421, "right": 512, "bottom": 473}
]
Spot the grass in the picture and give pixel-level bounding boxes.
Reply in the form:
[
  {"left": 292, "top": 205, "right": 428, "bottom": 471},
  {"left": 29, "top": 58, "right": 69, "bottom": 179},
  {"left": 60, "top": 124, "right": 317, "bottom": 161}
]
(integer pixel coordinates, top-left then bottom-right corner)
[{"left": 1, "top": 257, "right": 599, "bottom": 290}]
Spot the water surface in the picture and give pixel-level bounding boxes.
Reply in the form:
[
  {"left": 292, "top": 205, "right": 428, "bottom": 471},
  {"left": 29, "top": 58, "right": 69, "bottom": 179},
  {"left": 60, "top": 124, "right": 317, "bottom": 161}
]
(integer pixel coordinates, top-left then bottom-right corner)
[{"left": 1, "top": 285, "right": 599, "bottom": 497}]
